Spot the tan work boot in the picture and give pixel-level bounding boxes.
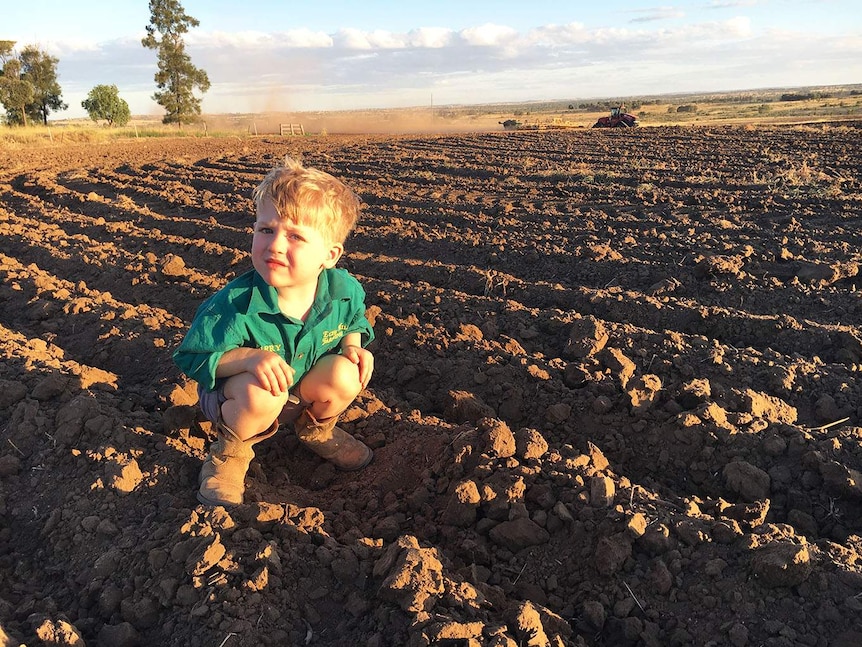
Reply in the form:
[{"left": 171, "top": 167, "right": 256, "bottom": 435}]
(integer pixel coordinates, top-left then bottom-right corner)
[
  {"left": 294, "top": 409, "right": 373, "bottom": 471},
  {"left": 197, "top": 419, "right": 278, "bottom": 507}
]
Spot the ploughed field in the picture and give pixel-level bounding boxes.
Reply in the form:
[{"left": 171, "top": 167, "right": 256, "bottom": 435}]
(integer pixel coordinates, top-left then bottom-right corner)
[{"left": 2, "top": 124, "right": 862, "bottom": 647}]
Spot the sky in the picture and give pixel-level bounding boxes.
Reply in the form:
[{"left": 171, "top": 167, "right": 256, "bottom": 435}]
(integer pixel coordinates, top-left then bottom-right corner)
[{"left": 4, "top": 0, "right": 862, "bottom": 120}]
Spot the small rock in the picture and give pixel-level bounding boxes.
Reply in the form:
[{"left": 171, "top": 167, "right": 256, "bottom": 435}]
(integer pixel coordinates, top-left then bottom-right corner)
[
  {"left": 0, "top": 455, "right": 22, "bottom": 477},
  {"left": 0, "top": 380, "right": 27, "bottom": 409},
  {"left": 649, "top": 559, "right": 673, "bottom": 594},
  {"left": 98, "top": 621, "right": 140, "bottom": 647},
  {"left": 376, "top": 535, "right": 444, "bottom": 612},
  {"left": 750, "top": 542, "right": 812, "bottom": 588},
  {"left": 677, "top": 378, "right": 711, "bottom": 410},
  {"left": 587, "top": 442, "right": 609, "bottom": 471},
  {"left": 479, "top": 418, "right": 516, "bottom": 458},
  {"left": 185, "top": 534, "right": 225, "bottom": 576},
  {"left": 553, "top": 501, "right": 574, "bottom": 524},
  {"left": 443, "top": 480, "right": 481, "bottom": 527},
  {"left": 162, "top": 405, "right": 198, "bottom": 432},
  {"left": 580, "top": 600, "right": 606, "bottom": 631},
  {"left": 723, "top": 460, "right": 771, "bottom": 502},
  {"left": 32, "top": 374, "right": 71, "bottom": 401},
  {"left": 515, "top": 427, "right": 548, "bottom": 460},
  {"left": 592, "top": 395, "right": 614, "bottom": 414},
  {"left": 32, "top": 615, "right": 86, "bottom": 646},
  {"left": 488, "top": 518, "right": 550, "bottom": 552},
  {"left": 740, "top": 389, "right": 797, "bottom": 424},
  {"left": 728, "top": 622, "right": 749, "bottom": 646},
  {"left": 545, "top": 402, "right": 571, "bottom": 424},
  {"left": 308, "top": 462, "right": 336, "bottom": 490},
  {"left": 120, "top": 596, "right": 159, "bottom": 630},
  {"left": 626, "top": 374, "right": 662, "bottom": 413},
  {"left": 444, "top": 390, "right": 495, "bottom": 424},
  {"left": 104, "top": 455, "right": 144, "bottom": 495},
  {"left": 563, "top": 316, "right": 608, "bottom": 359},
  {"left": 590, "top": 476, "right": 615, "bottom": 508},
  {"left": 425, "top": 620, "right": 484, "bottom": 643},
  {"left": 722, "top": 500, "right": 770, "bottom": 529},
  {"left": 510, "top": 601, "right": 548, "bottom": 647},
  {"left": 638, "top": 523, "right": 675, "bottom": 556},
  {"left": 626, "top": 513, "right": 647, "bottom": 539},
  {"left": 819, "top": 461, "right": 862, "bottom": 498},
  {"left": 160, "top": 254, "right": 187, "bottom": 277},
  {"left": 601, "top": 348, "right": 636, "bottom": 388},
  {"left": 814, "top": 394, "right": 842, "bottom": 422},
  {"left": 594, "top": 534, "right": 632, "bottom": 575}
]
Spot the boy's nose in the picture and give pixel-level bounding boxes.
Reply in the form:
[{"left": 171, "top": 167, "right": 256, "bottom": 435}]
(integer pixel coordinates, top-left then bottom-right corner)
[{"left": 268, "top": 234, "right": 287, "bottom": 252}]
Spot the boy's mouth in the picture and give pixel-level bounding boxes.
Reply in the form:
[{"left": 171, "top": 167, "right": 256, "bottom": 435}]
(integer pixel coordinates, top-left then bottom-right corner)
[{"left": 265, "top": 258, "right": 287, "bottom": 268}]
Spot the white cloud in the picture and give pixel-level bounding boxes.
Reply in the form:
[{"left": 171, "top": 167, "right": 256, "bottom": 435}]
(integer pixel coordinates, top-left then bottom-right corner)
[
  {"left": 408, "top": 27, "right": 453, "bottom": 49},
  {"left": 526, "top": 23, "right": 590, "bottom": 46},
  {"left": 706, "top": 0, "right": 761, "bottom": 8},
  {"left": 332, "top": 28, "right": 376, "bottom": 50},
  {"left": 459, "top": 24, "right": 519, "bottom": 47},
  {"left": 188, "top": 29, "right": 333, "bottom": 49},
  {"left": 628, "top": 6, "right": 687, "bottom": 23}
]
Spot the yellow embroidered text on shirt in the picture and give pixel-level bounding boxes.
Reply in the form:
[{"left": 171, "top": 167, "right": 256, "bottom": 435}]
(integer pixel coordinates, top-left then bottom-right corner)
[{"left": 321, "top": 324, "right": 349, "bottom": 345}]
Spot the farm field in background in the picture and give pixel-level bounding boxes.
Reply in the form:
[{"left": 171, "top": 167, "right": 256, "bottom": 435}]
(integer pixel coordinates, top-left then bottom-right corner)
[{"left": 3, "top": 84, "right": 861, "bottom": 144}]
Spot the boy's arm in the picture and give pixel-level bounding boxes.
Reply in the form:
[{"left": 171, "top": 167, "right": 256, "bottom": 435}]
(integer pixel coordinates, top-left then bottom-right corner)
[
  {"left": 173, "top": 305, "right": 249, "bottom": 391},
  {"left": 339, "top": 332, "right": 364, "bottom": 353},
  {"left": 340, "top": 332, "right": 374, "bottom": 390}
]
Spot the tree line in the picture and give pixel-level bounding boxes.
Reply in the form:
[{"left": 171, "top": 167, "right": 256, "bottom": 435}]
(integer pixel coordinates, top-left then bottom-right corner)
[{"left": 0, "top": 0, "right": 209, "bottom": 127}]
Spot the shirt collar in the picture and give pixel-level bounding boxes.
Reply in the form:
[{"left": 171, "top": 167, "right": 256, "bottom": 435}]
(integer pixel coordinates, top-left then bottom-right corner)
[
  {"left": 247, "top": 271, "right": 282, "bottom": 315},
  {"left": 246, "top": 270, "right": 345, "bottom": 317}
]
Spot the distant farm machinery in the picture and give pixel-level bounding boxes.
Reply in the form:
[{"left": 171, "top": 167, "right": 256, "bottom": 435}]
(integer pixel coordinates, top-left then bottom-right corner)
[
  {"left": 592, "top": 105, "right": 638, "bottom": 128},
  {"left": 499, "top": 105, "right": 639, "bottom": 131}
]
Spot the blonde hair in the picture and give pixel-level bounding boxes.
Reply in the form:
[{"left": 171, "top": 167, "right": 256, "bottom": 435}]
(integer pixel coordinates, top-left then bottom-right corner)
[{"left": 252, "top": 157, "right": 361, "bottom": 244}]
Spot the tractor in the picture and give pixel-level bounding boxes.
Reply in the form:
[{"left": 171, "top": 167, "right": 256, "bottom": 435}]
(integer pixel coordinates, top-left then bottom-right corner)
[{"left": 593, "top": 105, "right": 638, "bottom": 128}]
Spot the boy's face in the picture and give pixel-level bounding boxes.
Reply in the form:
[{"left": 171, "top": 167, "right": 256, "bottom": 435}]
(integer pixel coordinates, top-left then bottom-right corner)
[{"left": 251, "top": 198, "right": 343, "bottom": 292}]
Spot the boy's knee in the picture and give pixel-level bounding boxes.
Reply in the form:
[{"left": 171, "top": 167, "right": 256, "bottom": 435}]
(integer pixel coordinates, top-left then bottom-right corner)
[
  {"left": 329, "top": 354, "right": 363, "bottom": 393},
  {"left": 249, "top": 388, "right": 290, "bottom": 416},
  {"left": 303, "top": 354, "right": 362, "bottom": 402},
  {"left": 227, "top": 374, "right": 290, "bottom": 416}
]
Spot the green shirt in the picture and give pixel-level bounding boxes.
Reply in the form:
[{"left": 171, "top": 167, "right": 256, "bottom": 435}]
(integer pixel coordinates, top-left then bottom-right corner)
[{"left": 173, "top": 268, "right": 374, "bottom": 391}]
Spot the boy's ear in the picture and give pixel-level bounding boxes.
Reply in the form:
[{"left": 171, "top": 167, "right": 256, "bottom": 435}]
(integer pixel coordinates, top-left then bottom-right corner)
[{"left": 323, "top": 242, "right": 344, "bottom": 268}]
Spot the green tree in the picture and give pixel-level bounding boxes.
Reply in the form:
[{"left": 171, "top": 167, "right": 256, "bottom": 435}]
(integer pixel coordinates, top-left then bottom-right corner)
[
  {"left": 142, "top": 0, "right": 210, "bottom": 125},
  {"left": 0, "top": 58, "right": 35, "bottom": 126},
  {"left": 0, "top": 40, "right": 15, "bottom": 64},
  {"left": 18, "top": 45, "right": 68, "bottom": 125},
  {"left": 82, "top": 84, "right": 131, "bottom": 126}
]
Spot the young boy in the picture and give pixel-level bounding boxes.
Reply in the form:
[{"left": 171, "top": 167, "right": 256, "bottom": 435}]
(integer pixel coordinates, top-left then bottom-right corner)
[{"left": 174, "top": 158, "right": 375, "bottom": 507}]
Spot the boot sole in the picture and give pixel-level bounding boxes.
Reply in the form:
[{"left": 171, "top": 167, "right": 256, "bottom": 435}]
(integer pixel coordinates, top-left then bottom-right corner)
[{"left": 196, "top": 490, "right": 241, "bottom": 508}]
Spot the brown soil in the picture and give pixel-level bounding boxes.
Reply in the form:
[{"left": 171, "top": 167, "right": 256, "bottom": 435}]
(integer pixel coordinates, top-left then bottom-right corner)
[{"left": 2, "top": 123, "right": 862, "bottom": 647}]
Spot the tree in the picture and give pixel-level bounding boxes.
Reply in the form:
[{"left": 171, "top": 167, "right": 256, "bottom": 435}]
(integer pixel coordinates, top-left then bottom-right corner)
[
  {"left": 0, "top": 58, "right": 35, "bottom": 126},
  {"left": 1, "top": 43, "right": 38, "bottom": 127},
  {"left": 18, "top": 46, "right": 68, "bottom": 125},
  {"left": 142, "top": 0, "right": 210, "bottom": 125},
  {"left": 82, "top": 84, "right": 131, "bottom": 126},
  {"left": 0, "top": 40, "right": 15, "bottom": 64}
]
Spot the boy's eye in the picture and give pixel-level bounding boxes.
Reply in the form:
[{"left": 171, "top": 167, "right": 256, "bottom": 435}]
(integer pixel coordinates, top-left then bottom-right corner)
[{"left": 257, "top": 226, "right": 273, "bottom": 234}]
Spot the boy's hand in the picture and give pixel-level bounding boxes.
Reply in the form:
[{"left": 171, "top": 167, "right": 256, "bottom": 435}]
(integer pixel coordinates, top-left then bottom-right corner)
[
  {"left": 248, "top": 351, "right": 295, "bottom": 396},
  {"left": 341, "top": 344, "right": 374, "bottom": 389}
]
